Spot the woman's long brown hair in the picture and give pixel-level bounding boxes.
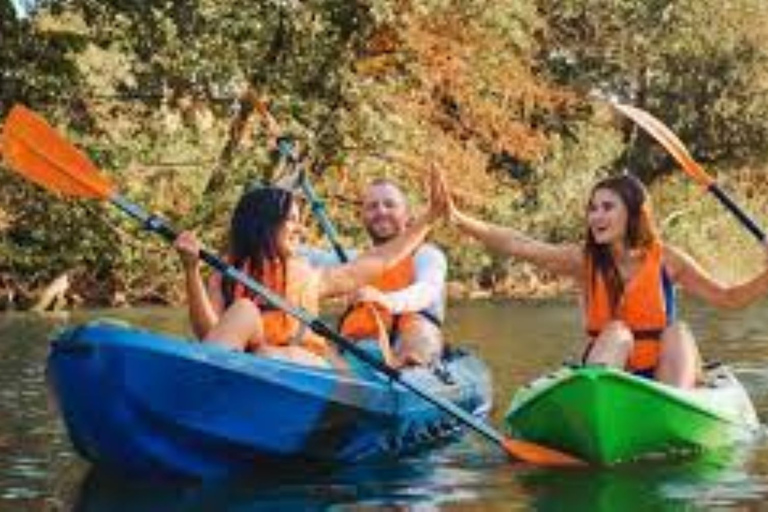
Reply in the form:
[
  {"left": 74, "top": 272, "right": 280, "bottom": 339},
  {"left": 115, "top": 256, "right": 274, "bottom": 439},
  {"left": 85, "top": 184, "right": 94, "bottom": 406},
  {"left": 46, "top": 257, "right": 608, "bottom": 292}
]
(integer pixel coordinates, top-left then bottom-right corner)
[
  {"left": 222, "top": 186, "right": 295, "bottom": 307},
  {"left": 584, "top": 174, "right": 658, "bottom": 316}
]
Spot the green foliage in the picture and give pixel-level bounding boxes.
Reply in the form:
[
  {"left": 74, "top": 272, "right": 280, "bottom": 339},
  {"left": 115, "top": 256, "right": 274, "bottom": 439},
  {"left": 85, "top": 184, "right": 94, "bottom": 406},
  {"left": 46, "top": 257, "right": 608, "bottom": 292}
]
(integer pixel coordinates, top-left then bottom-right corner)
[
  {"left": 1, "top": 0, "right": 767, "bottom": 307},
  {"left": 0, "top": 1, "right": 86, "bottom": 113},
  {"left": 537, "top": 0, "right": 768, "bottom": 179}
]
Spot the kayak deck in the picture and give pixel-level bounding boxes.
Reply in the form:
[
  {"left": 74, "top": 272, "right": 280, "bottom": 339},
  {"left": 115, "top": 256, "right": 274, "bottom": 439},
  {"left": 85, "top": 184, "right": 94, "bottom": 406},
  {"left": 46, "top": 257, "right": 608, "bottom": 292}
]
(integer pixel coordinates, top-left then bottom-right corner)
[
  {"left": 47, "top": 320, "right": 492, "bottom": 479},
  {"left": 505, "top": 365, "right": 760, "bottom": 465}
]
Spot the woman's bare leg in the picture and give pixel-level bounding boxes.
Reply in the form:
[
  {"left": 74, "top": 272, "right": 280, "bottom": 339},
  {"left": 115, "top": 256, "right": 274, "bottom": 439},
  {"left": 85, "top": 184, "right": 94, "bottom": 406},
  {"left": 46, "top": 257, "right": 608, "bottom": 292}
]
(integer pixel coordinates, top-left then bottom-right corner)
[
  {"left": 258, "top": 345, "right": 331, "bottom": 368},
  {"left": 204, "top": 299, "right": 331, "bottom": 368},
  {"left": 585, "top": 321, "right": 634, "bottom": 369},
  {"left": 203, "top": 298, "right": 264, "bottom": 350},
  {"left": 656, "top": 322, "right": 701, "bottom": 389}
]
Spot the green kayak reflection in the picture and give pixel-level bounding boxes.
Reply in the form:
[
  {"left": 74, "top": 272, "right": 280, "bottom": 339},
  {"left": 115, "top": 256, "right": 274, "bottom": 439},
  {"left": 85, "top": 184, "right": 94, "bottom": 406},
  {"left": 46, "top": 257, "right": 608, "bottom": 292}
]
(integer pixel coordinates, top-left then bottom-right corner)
[{"left": 519, "top": 442, "right": 768, "bottom": 512}]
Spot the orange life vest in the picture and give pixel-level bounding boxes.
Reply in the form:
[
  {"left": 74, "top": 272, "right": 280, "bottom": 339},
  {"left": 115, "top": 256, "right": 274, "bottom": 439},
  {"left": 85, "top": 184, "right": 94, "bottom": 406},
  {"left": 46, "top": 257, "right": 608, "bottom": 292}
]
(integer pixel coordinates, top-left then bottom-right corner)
[
  {"left": 232, "top": 258, "right": 329, "bottom": 358},
  {"left": 339, "top": 254, "right": 422, "bottom": 341},
  {"left": 584, "top": 242, "right": 671, "bottom": 372}
]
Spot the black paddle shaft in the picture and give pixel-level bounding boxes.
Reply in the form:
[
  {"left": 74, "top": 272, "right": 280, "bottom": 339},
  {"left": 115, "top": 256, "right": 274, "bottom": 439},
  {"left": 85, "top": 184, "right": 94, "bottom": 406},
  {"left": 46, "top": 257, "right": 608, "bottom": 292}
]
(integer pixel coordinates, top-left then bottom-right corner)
[{"left": 709, "top": 184, "right": 766, "bottom": 243}]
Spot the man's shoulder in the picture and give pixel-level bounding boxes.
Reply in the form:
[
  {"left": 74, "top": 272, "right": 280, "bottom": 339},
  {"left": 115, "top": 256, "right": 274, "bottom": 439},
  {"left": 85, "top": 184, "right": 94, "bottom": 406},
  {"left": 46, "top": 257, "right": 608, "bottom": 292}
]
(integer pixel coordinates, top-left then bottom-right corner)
[
  {"left": 416, "top": 242, "right": 446, "bottom": 258},
  {"left": 414, "top": 243, "right": 447, "bottom": 269}
]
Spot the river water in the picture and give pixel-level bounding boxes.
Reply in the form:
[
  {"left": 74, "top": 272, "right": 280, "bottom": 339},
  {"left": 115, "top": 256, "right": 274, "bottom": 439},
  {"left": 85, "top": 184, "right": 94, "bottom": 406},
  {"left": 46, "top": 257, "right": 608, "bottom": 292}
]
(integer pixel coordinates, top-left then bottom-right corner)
[{"left": 2, "top": 299, "right": 768, "bottom": 511}]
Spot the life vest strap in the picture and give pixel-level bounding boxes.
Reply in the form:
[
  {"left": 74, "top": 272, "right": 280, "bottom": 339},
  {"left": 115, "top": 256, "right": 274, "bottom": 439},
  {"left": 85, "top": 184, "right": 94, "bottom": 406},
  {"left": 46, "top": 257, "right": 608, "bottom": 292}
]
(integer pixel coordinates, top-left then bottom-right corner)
[{"left": 586, "top": 328, "right": 663, "bottom": 341}]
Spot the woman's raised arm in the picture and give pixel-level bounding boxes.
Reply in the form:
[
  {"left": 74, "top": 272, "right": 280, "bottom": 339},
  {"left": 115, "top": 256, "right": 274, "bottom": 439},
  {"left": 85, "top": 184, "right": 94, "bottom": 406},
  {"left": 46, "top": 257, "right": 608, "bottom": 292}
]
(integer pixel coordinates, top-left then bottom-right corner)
[
  {"left": 442, "top": 169, "right": 583, "bottom": 278},
  {"left": 664, "top": 243, "right": 768, "bottom": 310}
]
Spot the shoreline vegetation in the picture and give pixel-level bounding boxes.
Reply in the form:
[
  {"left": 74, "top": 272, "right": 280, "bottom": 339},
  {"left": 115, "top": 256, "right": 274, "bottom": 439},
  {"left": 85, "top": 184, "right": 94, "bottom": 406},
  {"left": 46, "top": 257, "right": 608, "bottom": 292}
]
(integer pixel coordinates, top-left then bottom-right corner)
[{"left": 2, "top": 1, "right": 768, "bottom": 312}]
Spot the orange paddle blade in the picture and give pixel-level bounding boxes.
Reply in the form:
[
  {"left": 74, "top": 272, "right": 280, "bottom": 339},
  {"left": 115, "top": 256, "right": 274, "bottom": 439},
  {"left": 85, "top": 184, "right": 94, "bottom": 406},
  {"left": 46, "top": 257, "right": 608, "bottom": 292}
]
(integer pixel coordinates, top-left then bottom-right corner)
[
  {"left": 612, "top": 103, "right": 715, "bottom": 189},
  {"left": 1, "top": 104, "right": 114, "bottom": 199},
  {"left": 503, "top": 437, "right": 587, "bottom": 467}
]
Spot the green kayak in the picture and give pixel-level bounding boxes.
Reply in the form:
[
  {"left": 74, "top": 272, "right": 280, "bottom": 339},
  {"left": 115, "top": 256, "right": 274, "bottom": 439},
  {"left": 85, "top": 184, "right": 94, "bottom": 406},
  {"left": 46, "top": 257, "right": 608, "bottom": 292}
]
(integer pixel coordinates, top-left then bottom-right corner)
[{"left": 505, "top": 364, "right": 761, "bottom": 465}]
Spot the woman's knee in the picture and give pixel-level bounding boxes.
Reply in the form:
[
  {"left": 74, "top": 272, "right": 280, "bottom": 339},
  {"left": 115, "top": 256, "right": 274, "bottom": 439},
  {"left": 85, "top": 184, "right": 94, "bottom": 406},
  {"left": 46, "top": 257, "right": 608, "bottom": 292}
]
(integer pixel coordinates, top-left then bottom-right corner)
[
  {"left": 661, "top": 322, "right": 695, "bottom": 349},
  {"left": 586, "top": 321, "right": 634, "bottom": 366},
  {"left": 660, "top": 322, "right": 699, "bottom": 357},
  {"left": 597, "top": 321, "right": 633, "bottom": 349},
  {"left": 205, "top": 299, "right": 264, "bottom": 349},
  {"left": 657, "top": 321, "right": 701, "bottom": 387},
  {"left": 662, "top": 321, "right": 691, "bottom": 338}
]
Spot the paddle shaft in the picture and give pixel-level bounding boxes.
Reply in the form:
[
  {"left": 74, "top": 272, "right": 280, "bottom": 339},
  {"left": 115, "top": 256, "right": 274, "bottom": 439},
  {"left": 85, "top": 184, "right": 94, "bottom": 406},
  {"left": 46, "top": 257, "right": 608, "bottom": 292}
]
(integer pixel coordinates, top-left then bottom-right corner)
[{"left": 708, "top": 183, "right": 766, "bottom": 243}]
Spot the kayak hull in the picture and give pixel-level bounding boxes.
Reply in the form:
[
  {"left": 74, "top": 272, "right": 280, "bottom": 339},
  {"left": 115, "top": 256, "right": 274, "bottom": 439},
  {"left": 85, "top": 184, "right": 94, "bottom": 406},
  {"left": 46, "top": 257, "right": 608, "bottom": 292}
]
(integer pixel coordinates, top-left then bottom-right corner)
[
  {"left": 505, "top": 365, "right": 760, "bottom": 465},
  {"left": 47, "top": 321, "right": 492, "bottom": 479}
]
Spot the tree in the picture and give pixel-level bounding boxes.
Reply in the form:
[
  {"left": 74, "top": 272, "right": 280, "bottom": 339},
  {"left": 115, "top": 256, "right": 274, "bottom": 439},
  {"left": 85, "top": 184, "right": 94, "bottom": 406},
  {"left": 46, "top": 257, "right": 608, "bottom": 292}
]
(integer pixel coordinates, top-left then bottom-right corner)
[
  {"left": 0, "top": 0, "right": 85, "bottom": 115},
  {"left": 537, "top": 0, "right": 768, "bottom": 181}
]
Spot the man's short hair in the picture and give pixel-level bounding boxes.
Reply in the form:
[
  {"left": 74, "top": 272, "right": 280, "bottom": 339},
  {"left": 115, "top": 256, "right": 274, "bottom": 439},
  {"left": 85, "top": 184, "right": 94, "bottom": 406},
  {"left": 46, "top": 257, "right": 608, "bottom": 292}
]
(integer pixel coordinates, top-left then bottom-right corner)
[{"left": 364, "top": 178, "right": 408, "bottom": 205}]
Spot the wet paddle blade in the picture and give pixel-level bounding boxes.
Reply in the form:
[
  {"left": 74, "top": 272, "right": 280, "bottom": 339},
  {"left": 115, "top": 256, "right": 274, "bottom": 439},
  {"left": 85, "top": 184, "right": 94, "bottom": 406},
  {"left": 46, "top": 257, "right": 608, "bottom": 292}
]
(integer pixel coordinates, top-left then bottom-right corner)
[
  {"left": 611, "top": 103, "right": 715, "bottom": 188},
  {"left": 503, "top": 437, "right": 587, "bottom": 467},
  {"left": 1, "top": 105, "right": 114, "bottom": 199},
  {"left": 612, "top": 102, "right": 765, "bottom": 242}
]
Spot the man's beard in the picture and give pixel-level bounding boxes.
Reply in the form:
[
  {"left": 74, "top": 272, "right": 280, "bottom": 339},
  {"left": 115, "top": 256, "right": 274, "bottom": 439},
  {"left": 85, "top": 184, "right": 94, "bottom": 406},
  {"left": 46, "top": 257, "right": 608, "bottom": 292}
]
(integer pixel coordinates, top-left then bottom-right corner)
[{"left": 366, "top": 226, "right": 396, "bottom": 245}]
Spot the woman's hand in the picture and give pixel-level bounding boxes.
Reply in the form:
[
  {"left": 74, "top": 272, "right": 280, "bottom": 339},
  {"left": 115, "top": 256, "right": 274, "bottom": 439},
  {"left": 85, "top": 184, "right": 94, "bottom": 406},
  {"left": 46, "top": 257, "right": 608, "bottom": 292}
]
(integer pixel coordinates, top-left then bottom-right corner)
[
  {"left": 429, "top": 165, "right": 460, "bottom": 225},
  {"left": 174, "top": 231, "right": 202, "bottom": 270},
  {"left": 421, "top": 164, "right": 453, "bottom": 224}
]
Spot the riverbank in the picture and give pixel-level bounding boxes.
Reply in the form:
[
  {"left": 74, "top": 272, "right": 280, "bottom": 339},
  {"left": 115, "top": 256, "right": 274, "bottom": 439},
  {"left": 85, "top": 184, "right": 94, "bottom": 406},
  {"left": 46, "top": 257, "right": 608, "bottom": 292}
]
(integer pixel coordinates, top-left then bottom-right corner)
[{"left": 1, "top": 166, "right": 765, "bottom": 313}]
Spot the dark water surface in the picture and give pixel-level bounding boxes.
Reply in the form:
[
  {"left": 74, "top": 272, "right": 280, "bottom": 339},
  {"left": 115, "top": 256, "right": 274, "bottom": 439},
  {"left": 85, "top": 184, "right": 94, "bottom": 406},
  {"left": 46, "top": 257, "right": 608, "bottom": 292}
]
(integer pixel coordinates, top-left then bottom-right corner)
[{"left": 2, "top": 299, "right": 768, "bottom": 511}]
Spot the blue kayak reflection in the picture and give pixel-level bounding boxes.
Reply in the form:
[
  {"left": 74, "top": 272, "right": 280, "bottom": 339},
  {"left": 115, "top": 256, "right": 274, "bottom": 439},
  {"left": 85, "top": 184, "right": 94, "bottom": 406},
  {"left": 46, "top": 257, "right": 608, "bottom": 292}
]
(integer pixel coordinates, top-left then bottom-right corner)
[
  {"left": 71, "top": 443, "right": 496, "bottom": 511},
  {"left": 72, "top": 438, "right": 768, "bottom": 511}
]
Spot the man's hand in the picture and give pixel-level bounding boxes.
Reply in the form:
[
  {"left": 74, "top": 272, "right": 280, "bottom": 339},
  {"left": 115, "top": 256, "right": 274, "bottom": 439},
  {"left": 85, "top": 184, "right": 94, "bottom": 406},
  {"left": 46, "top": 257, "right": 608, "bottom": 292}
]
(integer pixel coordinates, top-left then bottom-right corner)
[{"left": 353, "top": 286, "right": 391, "bottom": 309}]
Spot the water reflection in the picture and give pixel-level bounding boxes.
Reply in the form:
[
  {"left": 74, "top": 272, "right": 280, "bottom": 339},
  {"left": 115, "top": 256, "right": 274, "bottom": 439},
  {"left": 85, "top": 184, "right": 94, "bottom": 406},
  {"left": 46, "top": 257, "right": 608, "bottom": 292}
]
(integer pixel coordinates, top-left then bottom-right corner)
[
  {"left": 520, "top": 444, "right": 768, "bottom": 512},
  {"left": 70, "top": 442, "right": 768, "bottom": 511},
  {"left": 72, "top": 442, "right": 505, "bottom": 511}
]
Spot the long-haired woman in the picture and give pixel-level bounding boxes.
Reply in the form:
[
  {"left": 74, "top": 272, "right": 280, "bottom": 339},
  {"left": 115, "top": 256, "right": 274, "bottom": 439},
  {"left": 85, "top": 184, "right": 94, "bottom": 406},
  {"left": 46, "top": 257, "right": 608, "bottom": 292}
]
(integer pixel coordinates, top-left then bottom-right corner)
[{"left": 439, "top": 172, "right": 768, "bottom": 388}]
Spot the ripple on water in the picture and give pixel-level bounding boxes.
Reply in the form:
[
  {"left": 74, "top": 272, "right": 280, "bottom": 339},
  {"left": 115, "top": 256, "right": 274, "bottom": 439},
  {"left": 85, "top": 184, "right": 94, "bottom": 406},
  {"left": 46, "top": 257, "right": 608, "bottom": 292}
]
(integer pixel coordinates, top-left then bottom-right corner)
[
  {"left": 1, "top": 486, "right": 41, "bottom": 500},
  {"left": 664, "top": 475, "right": 768, "bottom": 508},
  {"left": 7, "top": 457, "right": 48, "bottom": 480}
]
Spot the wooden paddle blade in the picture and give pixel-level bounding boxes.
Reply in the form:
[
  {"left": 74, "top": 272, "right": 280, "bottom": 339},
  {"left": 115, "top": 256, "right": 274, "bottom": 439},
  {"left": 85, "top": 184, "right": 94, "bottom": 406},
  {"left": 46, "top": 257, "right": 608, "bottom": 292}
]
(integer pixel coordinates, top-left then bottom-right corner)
[
  {"left": 503, "top": 437, "right": 587, "bottom": 467},
  {"left": 1, "top": 104, "right": 114, "bottom": 199},
  {"left": 612, "top": 103, "right": 715, "bottom": 189}
]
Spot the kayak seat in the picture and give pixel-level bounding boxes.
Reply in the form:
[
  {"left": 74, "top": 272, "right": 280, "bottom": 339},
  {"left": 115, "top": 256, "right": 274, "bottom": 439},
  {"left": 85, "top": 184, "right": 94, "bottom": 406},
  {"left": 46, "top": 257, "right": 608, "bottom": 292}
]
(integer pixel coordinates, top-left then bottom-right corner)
[
  {"left": 703, "top": 360, "right": 723, "bottom": 371},
  {"left": 432, "top": 360, "right": 456, "bottom": 386},
  {"left": 441, "top": 344, "right": 467, "bottom": 362}
]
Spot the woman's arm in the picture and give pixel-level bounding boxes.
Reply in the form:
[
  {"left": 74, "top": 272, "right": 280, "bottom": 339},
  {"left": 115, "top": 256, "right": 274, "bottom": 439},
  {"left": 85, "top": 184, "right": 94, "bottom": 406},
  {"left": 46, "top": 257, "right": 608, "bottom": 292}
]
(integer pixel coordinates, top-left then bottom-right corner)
[
  {"left": 318, "top": 213, "right": 433, "bottom": 298},
  {"left": 664, "top": 243, "right": 768, "bottom": 309},
  {"left": 175, "top": 231, "right": 224, "bottom": 338},
  {"left": 452, "top": 209, "right": 584, "bottom": 278}
]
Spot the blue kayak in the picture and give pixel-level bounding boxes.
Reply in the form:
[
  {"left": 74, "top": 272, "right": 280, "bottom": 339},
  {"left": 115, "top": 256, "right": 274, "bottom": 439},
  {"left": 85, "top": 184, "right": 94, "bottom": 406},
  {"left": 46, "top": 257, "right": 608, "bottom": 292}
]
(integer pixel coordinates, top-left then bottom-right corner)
[{"left": 47, "top": 320, "right": 492, "bottom": 479}]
